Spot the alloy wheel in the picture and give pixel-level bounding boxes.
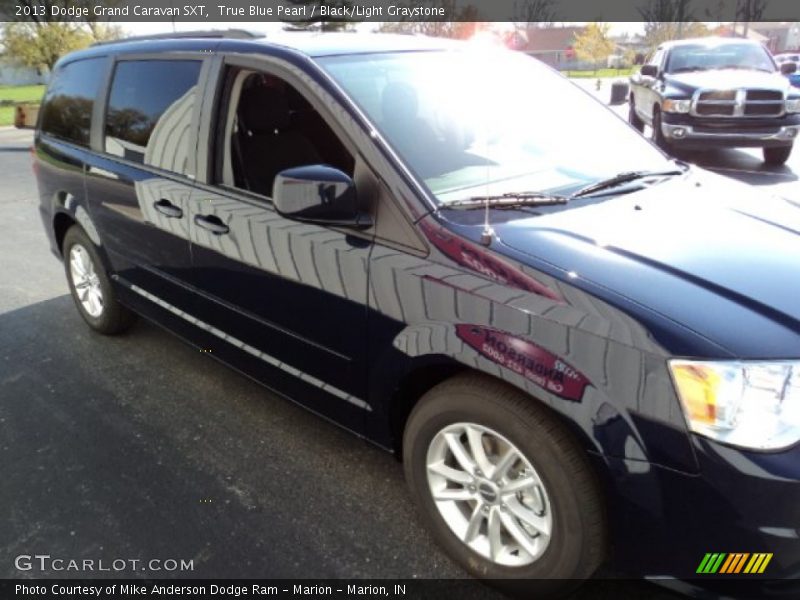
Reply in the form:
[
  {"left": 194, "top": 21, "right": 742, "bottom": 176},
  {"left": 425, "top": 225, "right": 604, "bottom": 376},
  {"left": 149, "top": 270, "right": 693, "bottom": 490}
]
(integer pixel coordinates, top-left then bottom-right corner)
[
  {"left": 69, "top": 244, "right": 104, "bottom": 318},
  {"left": 426, "top": 422, "right": 553, "bottom": 567}
]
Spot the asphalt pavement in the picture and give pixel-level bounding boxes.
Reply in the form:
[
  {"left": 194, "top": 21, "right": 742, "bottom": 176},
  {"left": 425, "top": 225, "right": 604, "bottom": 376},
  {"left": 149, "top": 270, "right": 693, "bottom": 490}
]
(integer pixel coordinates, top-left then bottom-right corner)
[{"left": 2, "top": 117, "right": 796, "bottom": 598}]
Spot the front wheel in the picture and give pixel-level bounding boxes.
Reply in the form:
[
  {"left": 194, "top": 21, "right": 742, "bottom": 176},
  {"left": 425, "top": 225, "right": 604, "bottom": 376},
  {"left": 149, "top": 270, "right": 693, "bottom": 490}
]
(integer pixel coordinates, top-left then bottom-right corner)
[
  {"left": 63, "top": 225, "right": 135, "bottom": 335},
  {"left": 403, "top": 374, "right": 606, "bottom": 595},
  {"left": 763, "top": 145, "right": 793, "bottom": 166}
]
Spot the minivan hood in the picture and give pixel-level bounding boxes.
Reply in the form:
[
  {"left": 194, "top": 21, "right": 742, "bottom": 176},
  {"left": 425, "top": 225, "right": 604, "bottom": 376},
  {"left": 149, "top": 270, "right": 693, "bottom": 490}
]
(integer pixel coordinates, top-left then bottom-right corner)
[
  {"left": 493, "top": 173, "right": 800, "bottom": 357},
  {"left": 666, "top": 69, "right": 790, "bottom": 93}
]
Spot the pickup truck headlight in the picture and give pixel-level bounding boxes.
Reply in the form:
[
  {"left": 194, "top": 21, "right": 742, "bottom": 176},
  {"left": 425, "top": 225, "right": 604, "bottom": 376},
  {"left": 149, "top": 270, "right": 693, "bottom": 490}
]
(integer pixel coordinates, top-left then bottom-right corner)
[
  {"left": 786, "top": 98, "right": 800, "bottom": 113},
  {"left": 662, "top": 98, "right": 692, "bottom": 114},
  {"left": 670, "top": 360, "right": 800, "bottom": 450}
]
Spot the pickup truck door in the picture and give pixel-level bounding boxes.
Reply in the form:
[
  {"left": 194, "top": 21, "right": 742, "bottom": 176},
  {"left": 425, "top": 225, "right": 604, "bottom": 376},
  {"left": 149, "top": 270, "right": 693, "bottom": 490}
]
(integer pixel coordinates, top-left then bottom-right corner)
[{"left": 634, "top": 49, "right": 666, "bottom": 123}]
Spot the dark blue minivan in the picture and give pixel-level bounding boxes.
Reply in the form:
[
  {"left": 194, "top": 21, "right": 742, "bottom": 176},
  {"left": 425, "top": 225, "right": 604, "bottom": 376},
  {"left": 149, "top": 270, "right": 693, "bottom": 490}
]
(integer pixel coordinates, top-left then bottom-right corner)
[{"left": 34, "top": 30, "right": 800, "bottom": 596}]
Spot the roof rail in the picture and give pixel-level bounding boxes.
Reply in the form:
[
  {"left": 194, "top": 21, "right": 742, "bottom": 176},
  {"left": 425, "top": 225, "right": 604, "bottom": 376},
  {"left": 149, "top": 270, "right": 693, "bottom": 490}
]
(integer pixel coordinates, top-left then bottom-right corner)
[{"left": 92, "top": 29, "right": 265, "bottom": 47}]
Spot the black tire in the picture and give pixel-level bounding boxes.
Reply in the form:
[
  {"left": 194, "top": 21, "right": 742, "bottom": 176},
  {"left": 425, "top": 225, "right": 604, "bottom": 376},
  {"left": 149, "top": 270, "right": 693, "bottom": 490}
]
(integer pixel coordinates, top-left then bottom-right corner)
[
  {"left": 628, "top": 97, "right": 644, "bottom": 132},
  {"left": 403, "top": 373, "right": 606, "bottom": 596},
  {"left": 62, "top": 225, "right": 135, "bottom": 335},
  {"left": 651, "top": 107, "right": 671, "bottom": 152},
  {"left": 763, "top": 145, "right": 792, "bottom": 166}
]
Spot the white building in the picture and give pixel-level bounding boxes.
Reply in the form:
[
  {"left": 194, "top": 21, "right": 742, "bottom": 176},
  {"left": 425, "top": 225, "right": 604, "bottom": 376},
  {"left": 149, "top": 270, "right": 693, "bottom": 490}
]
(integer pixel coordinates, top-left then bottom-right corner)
[{"left": 0, "top": 60, "right": 47, "bottom": 86}]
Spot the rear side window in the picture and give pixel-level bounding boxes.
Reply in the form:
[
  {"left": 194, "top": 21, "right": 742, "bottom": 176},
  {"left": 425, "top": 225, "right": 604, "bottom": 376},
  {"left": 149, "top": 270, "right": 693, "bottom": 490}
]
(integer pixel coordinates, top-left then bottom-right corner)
[
  {"left": 104, "top": 60, "right": 202, "bottom": 173},
  {"left": 40, "top": 58, "right": 105, "bottom": 147}
]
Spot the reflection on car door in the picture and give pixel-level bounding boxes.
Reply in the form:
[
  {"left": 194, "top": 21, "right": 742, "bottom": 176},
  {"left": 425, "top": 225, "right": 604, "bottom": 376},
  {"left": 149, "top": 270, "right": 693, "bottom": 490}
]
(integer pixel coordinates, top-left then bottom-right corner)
[{"left": 85, "top": 57, "right": 208, "bottom": 312}]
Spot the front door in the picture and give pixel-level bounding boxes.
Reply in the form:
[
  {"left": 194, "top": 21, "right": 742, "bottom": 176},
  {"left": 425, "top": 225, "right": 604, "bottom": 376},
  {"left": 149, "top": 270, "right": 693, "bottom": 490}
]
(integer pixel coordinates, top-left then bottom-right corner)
[{"left": 183, "top": 60, "right": 373, "bottom": 431}]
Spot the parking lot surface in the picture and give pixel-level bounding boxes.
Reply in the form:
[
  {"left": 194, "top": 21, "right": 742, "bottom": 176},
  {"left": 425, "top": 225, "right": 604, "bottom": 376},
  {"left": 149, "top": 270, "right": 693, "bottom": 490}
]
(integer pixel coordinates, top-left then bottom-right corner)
[{"left": 2, "top": 120, "right": 794, "bottom": 597}]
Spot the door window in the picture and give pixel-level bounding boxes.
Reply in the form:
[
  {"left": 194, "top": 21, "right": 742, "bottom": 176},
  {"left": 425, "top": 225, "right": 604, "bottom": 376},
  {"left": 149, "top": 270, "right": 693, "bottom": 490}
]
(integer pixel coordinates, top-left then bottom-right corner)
[
  {"left": 214, "top": 68, "right": 354, "bottom": 198},
  {"left": 104, "top": 60, "right": 202, "bottom": 174},
  {"left": 40, "top": 58, "right": 106, "bottom": 147}
]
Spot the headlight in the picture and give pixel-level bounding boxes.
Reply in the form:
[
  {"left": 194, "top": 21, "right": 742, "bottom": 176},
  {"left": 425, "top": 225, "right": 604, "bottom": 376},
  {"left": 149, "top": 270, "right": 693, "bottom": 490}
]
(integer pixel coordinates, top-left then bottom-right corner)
[
  {"left": 662, "top": 98, "right": 692, "bottom": 114},
  {"left": 669, "top": 360, "right": 800, "bottom": 450},
  {"left": 786, "top": 98, "right": 800, "bottom": 113}
]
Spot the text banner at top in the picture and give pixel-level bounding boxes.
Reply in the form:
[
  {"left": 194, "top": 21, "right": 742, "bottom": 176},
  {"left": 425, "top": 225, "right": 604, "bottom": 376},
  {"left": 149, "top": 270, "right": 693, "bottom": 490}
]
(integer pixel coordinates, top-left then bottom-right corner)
[{"left": 1, "top": 0, "right": 799, "bottom": 23}]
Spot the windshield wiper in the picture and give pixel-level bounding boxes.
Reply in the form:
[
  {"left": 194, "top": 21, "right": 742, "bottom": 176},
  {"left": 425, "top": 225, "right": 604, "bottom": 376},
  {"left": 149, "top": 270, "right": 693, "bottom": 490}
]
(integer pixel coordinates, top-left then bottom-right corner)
[
  {"left": 570, "top": 168, "right": 686, "bottom": 199},
  {"left": 442, "top": 192, "right": 569, "bottom": 210}
]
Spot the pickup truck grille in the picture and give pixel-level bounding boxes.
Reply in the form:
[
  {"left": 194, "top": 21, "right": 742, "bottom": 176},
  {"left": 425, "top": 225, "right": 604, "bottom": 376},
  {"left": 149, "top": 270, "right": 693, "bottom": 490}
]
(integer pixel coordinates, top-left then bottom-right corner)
[{"left": 693, "top": 89, "right": 784, "bottom": 118}]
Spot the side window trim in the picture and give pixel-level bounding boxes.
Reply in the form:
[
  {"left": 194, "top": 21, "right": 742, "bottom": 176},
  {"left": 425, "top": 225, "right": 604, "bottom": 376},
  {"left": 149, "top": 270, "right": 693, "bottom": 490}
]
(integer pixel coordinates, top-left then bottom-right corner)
[
  {"left": 97, "top": 52, "right": 211, "bottom": 180},
  {"left": 90, "top": 55, "right": 114, "bottom": 152}
]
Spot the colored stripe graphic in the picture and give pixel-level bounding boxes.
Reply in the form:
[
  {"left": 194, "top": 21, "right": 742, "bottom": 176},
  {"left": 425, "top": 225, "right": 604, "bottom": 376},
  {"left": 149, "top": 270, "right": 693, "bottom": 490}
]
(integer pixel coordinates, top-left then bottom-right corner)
[
  {"left": 744, "top": 553, "right": 773, "bottom": 574},
  {"left": 697, "top": 553, "right": 727, "bottom": 573},
  {"left": 719, "top": 554, "right": 736, "bottom": 573},
  {"left": 698, "top": 553, "right": 773, "bottom": 574}
]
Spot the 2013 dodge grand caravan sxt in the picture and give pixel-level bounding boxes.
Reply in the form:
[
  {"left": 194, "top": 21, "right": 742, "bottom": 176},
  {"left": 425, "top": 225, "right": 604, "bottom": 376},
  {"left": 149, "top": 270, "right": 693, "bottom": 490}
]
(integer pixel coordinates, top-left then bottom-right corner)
[{"left": 35, "top": 31, "right": 800, "bottom": 596}]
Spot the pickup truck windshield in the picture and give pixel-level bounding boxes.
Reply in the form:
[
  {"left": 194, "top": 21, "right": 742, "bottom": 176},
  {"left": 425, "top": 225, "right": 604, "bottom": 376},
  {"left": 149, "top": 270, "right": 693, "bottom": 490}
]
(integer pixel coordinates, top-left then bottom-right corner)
[
  {"left": 666, "top": 42, "right": 776, "bottom": 73},
  {"left": 319, "top": 48, "right": 672, "bottom": 206}
]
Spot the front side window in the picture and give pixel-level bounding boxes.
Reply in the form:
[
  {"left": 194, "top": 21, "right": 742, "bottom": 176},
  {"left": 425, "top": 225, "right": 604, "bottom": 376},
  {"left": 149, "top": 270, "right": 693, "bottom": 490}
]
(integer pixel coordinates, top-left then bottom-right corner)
[
  {"left": 104, "top": 60, "right": 202, "bottom": 172},
  {"left": 215, "top": 67, "right": 354, "bottom": 198},
  {"left": 40, "top": 58, "right": 105, "bottom": 147},
  {"left": 320, "top": 49, "right": 671, "bottom": 206}
]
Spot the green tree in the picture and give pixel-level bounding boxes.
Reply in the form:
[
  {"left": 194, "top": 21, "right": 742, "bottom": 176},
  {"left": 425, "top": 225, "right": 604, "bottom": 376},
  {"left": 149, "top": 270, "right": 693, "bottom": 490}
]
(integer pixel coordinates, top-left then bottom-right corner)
[
  {"left": 0, "top": 0, "right": 123, "bottom": 71},
  {"left": 573, "top": 23, "right": 615, "bottom": 74},
  {"left": 1, "top": 21, "right": 92, "bottom": 71}
]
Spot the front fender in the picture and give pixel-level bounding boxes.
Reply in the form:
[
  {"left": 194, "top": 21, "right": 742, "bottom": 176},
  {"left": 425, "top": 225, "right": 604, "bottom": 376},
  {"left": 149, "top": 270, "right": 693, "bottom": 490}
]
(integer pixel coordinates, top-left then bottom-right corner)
[{"left": 365, "top": 216, "right": 698, "bottom": 474}]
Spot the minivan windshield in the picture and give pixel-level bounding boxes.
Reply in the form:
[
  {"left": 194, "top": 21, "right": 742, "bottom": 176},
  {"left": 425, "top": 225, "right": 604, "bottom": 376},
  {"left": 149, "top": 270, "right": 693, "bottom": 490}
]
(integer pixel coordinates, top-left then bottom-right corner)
[
  {"left": 319, "top": 48, "right": 673, "bottom": 205},
  {"left": 666, "top": 42, "right": 776, "bottom": 73}
]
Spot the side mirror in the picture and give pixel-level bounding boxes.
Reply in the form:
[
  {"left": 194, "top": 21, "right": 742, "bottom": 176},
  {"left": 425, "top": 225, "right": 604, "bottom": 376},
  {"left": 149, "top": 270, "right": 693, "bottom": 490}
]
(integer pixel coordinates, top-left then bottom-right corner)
[
  {"left": 272, "top": 165, "right": 372, "bottom": 229},
  {"left": 640, "top": 64, "right": 659, "bottom": 78},
  {"left": 781, "top": 62, "right": 798, "bottom": 75}
]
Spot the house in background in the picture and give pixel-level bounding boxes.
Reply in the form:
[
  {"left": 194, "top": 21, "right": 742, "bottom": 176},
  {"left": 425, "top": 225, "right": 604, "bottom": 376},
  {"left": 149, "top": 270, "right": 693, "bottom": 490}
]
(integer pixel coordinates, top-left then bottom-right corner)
[
  {"left": 522, "top": 26, "right": 588, "bottom": 70},
  {"left": 747, "top": 22, "right": 800, "bottom": 53},
  {"left": 0, "top": 60, "right": 47, "bottom": 86},
  {"left": 712, "top": 24, "right": 769, "bottom": 46}
]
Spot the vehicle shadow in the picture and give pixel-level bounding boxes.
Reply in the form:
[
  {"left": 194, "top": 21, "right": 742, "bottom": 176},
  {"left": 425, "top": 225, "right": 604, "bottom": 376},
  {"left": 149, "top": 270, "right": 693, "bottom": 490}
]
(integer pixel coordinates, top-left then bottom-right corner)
[
  {"left": 673, "top": 147, "right": 798, "bottom": 186},
  {"left": 0, "top": 295, "right": 684, "bottom": 597}
]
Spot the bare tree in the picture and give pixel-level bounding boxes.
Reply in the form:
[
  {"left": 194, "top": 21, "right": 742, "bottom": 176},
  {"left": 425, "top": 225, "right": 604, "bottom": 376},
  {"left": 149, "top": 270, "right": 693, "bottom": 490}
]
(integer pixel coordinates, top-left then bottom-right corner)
[
  {"left": 512, "top": 0, "right": 557, "bottom": 27},
  {"left": 282, "top": 1, "right": 357, "bottom": 32},
  {"left": 638, "top": 0, "right": 704, "bottom": 48},
  {"left": 512, "top": 0, "right": 558, "bottom": 48},
  {"left": 736, "top": 0, "right": 770, "bottom": 36},
  {"left": 378, "top": 1, "right": 482, "bottom": 40}
]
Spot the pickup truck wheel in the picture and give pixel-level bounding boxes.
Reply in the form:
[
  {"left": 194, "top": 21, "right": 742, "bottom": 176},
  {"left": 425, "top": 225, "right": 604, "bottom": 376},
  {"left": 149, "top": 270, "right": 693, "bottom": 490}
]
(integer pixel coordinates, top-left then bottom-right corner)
[
  {"left": 63, "top": 225, "right": 135, "bottom": 335},
  {"left": 403, "top": 374, "right": 606, "bottom": 596},
  {"left": 763, "top": 145, "right": 792, "bottom": 166},
  {"left": 651, "top": 108, "right": 671, "bottom": 152},
  {"left": 628, "top": 99, "right": 644, "bottom": 132}
]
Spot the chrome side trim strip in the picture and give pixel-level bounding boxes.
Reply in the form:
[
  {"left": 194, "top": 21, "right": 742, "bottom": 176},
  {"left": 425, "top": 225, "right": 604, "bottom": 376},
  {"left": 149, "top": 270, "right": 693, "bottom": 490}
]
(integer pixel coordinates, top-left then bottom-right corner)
[{"left": 123, "top": 281, "right": 372, "bottom": 412}]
